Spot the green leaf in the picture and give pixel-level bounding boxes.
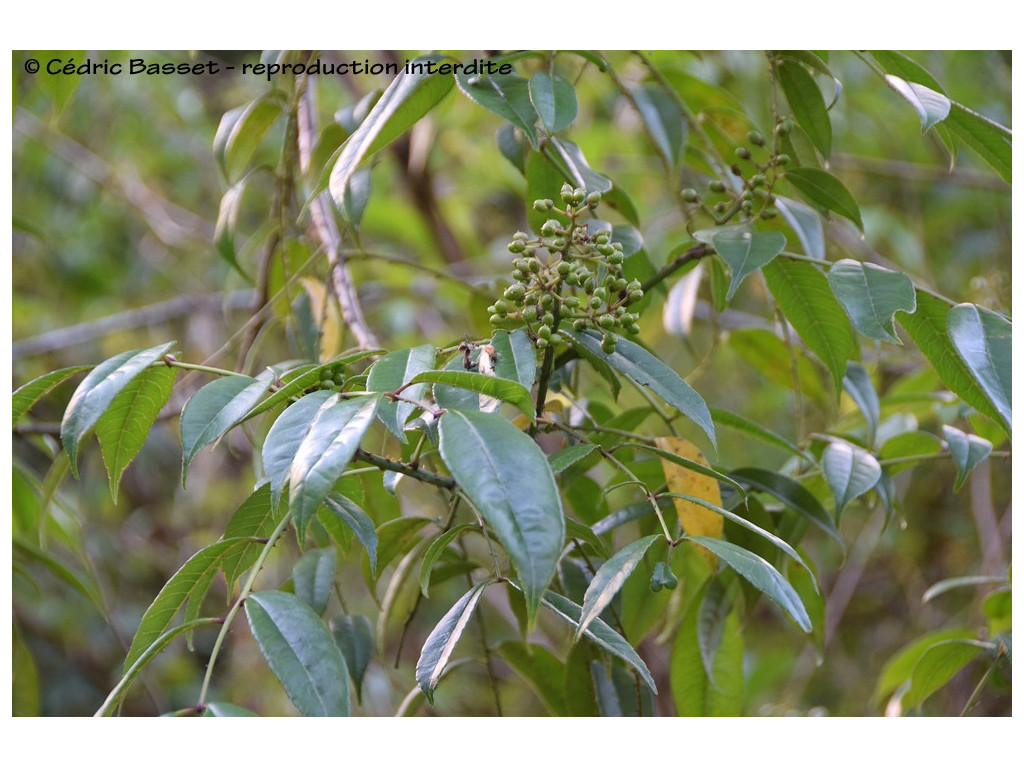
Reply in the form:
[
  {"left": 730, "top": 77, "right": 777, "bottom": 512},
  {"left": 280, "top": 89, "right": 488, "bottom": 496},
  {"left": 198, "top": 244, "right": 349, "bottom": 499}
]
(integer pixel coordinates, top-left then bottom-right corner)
[
  {"left": 843, "top": 362, "right": 880, "bottom": 445},
  {"left": 764, "top": 258, "right": 858, "bottom": 396},
  {"left": 491, "top": 328, "right": 537, "bottom": 389},
  {"left": 367, "top": 344, "right": 436, "bottom": 442},
  {"left": 438, "top": 410, "right": 563, "bottom": 627},
  {"left": 683, "top": 536, "right": 812, "bottom": 633},
  {"left": 221, "top": 484, "right": 286, "bottom": 592},
  {"left": 125, "top": 537, "right": 252, "bottom": 671},
  {"left": 95, "top": 364, "right": 175, "bottom": 501},
  {"left": 213, "top": 92, "right": 284, "bottom": 182},
  {"left": 330, "top": 54, "right": 454, "bottom": 208},
  {"left": 783, "top": 167, "right": 863, "bottom": 231},
  {"left": 709, "top": 407, "right": 814, "bottom": 463},
  {"left": 262, "top": 390, "right": 335, "bottom": 507},
  {"left": 534, "top": 587, "right": 657, "bottom": 693},
  {"left": 629, "top": 442, "right": 746, "bottom": 496},
  {"left": 419, "top": 523, "right": 477, "bottom": 598},
  {"left": 821, "top": 440, "right": 882, "bottom": 516},
  {"left": 13, "top": 538, "right": 101, "bottom": 608},
  {"left": 947, "top": 303, "right": 1012, "bottom": 432},
  {"left": 729, "top": 467, "right": 842, "bottom": 548},
  {"left": 564, "top": 329, "right": 715, "bottom": 448},
  {"left": 214, "top": 172, "right": 257, "bottom": 279},
  {"left": 671, "top": 588, "right": 743, "bottom": 716},
  {"left": 288, "top": 395, "right": 379, "bottom": 539},
  {"left": 410, "top": 370, "right": 535, "bottom": 422},
  {"left": 529, "top": 72, "right": 578, "bottom": 133},
  {"left": 875, "top": 627, "right": 977, "bottom": 701},
  {"left": 878, "top": 430, "right": 943, "bottom": 474},
  {"left": 775, "top": 196, "right": 825, "bottom": 262},
  {"left": 923, "top": 575, "right": 1007, "bottom": 604},
  {"left": 61, "top": 341, "right": 176, "bottom": 477},
  {"left": 416, "top": 580, "right": 493, "bottom": 704},
  {"left": 711, "top": 228, "right": 787, "bottom": 302},
  {"left": 546, "top": 137, "right": 612, "bottom": 194},
  {"left": 495, "top": 641, "right": 567, "bottom": 717},
  {"left": 778, "top": 58, "right": 832, "bottom": 157},
  {"left": 13, "top": 365, "right": 91, "bottom": 424},
  {"left": 456, "top": 72, "right": 539, "bottom": 147},
  {"left": 944, "top": 102, "right": 1011, "bottom": 183},
  {"left": 245, "top": 590, "right": 351, "bottom": 716},
  {"left": 828, "top": 259, "right": 917, "bottom": 344},
  {"left": 368, "top": 516, "right": 433, "bottom": 586},
  {"left": 630, "top": 83, "right": 686, "bottom": 169},
  {"left": 576, "top": 535, "right": 662, "bottom": 640},
  {"left": 885, "top": 75, "right": 951, "bottom": 132},
  {"left": 330, "top": 614, "right": 374, "bottom": 703},
  {"left": 525, "top": 148, "right": 566, "bottom": 233},
  {"left": 548, "top": 443, "right": 598, "bottom": 474},
  {"left": 181, "top": 372, "right": 273, "bottom": 485},
  {"left": 898, "top": 291, "right": 1008, "bottom": 432},
  {"left": 292, "top": 547, "right": 336, "bottom": 616},
  {"left": 904, "top": 639, "right": 988, "bottom": 710},
  {"left": 203, "top": 702, "right": 259, "bottom": 717},
  {"left": 942, "top": 425, "right": 993, "bottom": 492},
  {"left": 324, "top": 493, "right": 379, "bottom": 576}
]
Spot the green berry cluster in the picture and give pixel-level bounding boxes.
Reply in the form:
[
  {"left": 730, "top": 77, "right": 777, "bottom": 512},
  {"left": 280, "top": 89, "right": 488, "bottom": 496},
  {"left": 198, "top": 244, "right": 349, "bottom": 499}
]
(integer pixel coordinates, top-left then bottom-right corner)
[
  {"left": 488, "top": 184, "right": 644, "bottom": 355},
  {"left": 313, "top": 363, "right": 347, "bottom": 392},
  {"left": 680, "top": 122, "right": 793, "bottom": 225},
  {"left": 649, "top": 561, "right": 678, "bottom": 592}
]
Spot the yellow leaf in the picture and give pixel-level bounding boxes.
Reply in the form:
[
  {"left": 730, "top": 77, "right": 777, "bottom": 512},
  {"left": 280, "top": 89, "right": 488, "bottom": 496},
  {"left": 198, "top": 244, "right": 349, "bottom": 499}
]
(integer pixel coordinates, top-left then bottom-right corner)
[
  {"left": 654, "top": 436, "right": 723, "bottom": 567},
  {"left": 299, "top": 277, "right": 342, "bottom": 361}
]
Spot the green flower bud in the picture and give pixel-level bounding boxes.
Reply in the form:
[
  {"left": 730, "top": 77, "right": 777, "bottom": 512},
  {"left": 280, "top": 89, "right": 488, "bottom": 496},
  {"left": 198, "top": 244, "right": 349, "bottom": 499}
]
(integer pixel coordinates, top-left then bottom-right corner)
[
  {"left": 489, "top": 314, "right": 503, "bottom": 325},
  {"left": 541, "top": 312, "right": 554, "bottom": 326},
  {"left": 522, "top": 305, "right": 538, "bottom": 322},
  {"left": 599, "top": 314, "right": 615, "bottom": 329},
  {"left": 748, "top": 130, "right": 766, "bottom": 146},
  {"left": 600, "top": 334, "right": 617, "bottom": 354},
  {"left": 507, "top": 240, "right": 526, "bottom": 254},
  {"left": 528, "top": 258, "right": 541, "bottom": 273},
  {"left": 593, "top": 286, "right": 608, "bottom": 301},
  {"left": 511, "top": 269, "right": 525, "bottom": 281},
  {"left": 589, "top": 296, "right": 603, "bottom": 310},
  {"left": 486, "top": 304, "right": 497, "bottom": 315},
  {"left": 556, "top": 261, "right": 571, "bottom": 276},
  {"left": 540, "top": 219, "right": 560, "bottom": 237},
  {"left": 540, "top": 293, "right": 554, "bottom": 309},
  {"left": 536, "top": 336, "right": 549, "bottom": 349},
  {"left": 494, "top": 300, "right": 509, "bottom": 314},
  {"left": 709, "top": 180, "right": 726, "bottom": 193},
  {"left": 614, "top": 277, "right": 627, "bottom": 291},
  {"left": 505, "top": 284, "right": 526, "bottom": 302},
  {"left": 559, "top": 183, "right": 575, "bottom": 203},
  {"left": 533, "top": 198, "right": 553, "bottom": 211},
  {"left": 751, "top": 173, "right": 766, "bottom": 187},
  {"left": 551, "top": 237, "right": 567, "bottom": 250},
  {"left": 572, "top": 318, "right": 588, "bottom": 331},
  {"left": 571, "top": 188, "right": 586, "bottom": 204},
  {"left": 627, "top": 322, "right": 642, "bottom": 335},
  {"left": 775, "top": 153, "right": 791, "bottom": 166},
  {"left": 628, "top": 290, "right": 644, "bottom": 302},
  {"left": 682, "top": 187, "right": 700, "bottom": 203},
  {"left": 762, "top": 206, "right": 778, "bottom": 220},
  {"left": 736, "top": 147, "right": 752, "bottom": 160},
  {"left": 607, "top": 251, "right": 624, "bottom": 265},
  {"left": 583, "top": 276, "right": 596, "bottom": 294},
  {"left": 537, "top": 325, "right": 552, "bottom": 340},
  {"left": 586, "top": 191, "right": 602, "bottom": 206},
  {"left": 563, "top": 295, "right": 581, "bottom": 309},
  {"left": 597, "top": 243, "right": 615, "bottom": 256}
]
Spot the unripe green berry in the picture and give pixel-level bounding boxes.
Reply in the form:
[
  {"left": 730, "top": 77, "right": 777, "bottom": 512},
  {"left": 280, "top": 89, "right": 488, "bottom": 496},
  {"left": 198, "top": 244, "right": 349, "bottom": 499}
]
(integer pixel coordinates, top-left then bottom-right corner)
[
  {"left": 511, "top": 269, "right": 525, "bottom": 281},
  {"left": 762, "top": 206, "right": 778, "bottom": 219},
  {"left": 489, "top": 314, "right": 503, "bottom": 325},
  {"left": 563, "top": 295, "right": 581, "bottom": 309},
  {"left": 599, "top": 314, "right": 616, "bottom": 329},
  {"left": 559, "top": 183, "right": 575, "bottom": 203},
  {"left": 775, "top": 153, "right": 791, "bottom": 166},
  {"left": 583, "top": 276, "right": 596, "bottom": 294},
  {"left": 748, "top": 130, "right": 766, "bottom": 146},
  {"left": 572, "top": 318, "right": 587, "bottom": 331},
  {"left": 486, "top": 304, "right": 497, "bottom": 315},
  {"left": 607, "top": 252, "right": 624, "bottom": 265},
  {"left": 551, "top": 237, "right": 567, "bottom": 250},
  {"left": 628, "top": 289, "right": 644, "bottom": 302},
  {"left": 571, "top": 188, "right": 586, "bottom": 204},
  {"left": 751, "top": 173, "right": 766, "bottom": 187},
  {"left": 741, "top": 200, "right": 754, "bottom": 213},
  {"left": 709, "top": 180, "right": 726, "bottom": 193},
  {"left": 714, "top": 201, "right": 727, "bottom": 214},
  {"left": 533, "top": 198, "right": 553, "bottom": 211},
  {"left": 614, "top": 277, "right": 628, "bottom": 291},
  {"left": 522, "top": 306, "right": 538, "bottom": 322},
  {"left": 627, "top": 323, "right": 642, "bottom": 335},
  {"left": 589, "top": 296, "right": 603, "bottom": 310},
  {"left": 505, "top": 284, "right": 526, "bottom": 301},
  {"left": 586, "top": 191, "right": 602, "bottom": 205},
  {"left": 508, "top": 240, "right": 526, "bottom": 254},
  {"left": 536, "top": 337, "right": 549, "bottom": 349},
  {"left": 540, "top": 293, "right": 554, "bottom": 309},
  {"left": 528, "top": 259, "right": 541, "bottom": 273},
  {"left": 540, "top": 219, "right": 560, "bottom": 237},
  {"left": 627, "top": 279, "right": 642, "bottom": 292},
  {"left": 736, "top": 147, "right": 752, "bottom": 160},
  {"left": 556, "top": 261, "right": 571, "bottom": 276},
  {"left": 594, "top": 232, "right": 610, "bottom": 245},
  {"left": 537, "top": 325, "right": 552, "bottom": 340},
  {"left": 597, "top": 243, "right": 614, "bottom": 256},
  {"left": 601, "top": 334, "right": 617, "bottom": 354},
  {"left": 682, "top": 187, "right": 700, "bottom": 202},
  {"left": 541, "top": 312, "right": 554, "bottom": 326},
  {"left": 777, "top": 119, "right": 794, "bottom": 136},
  {"left": 494, "top": 300, "right": 509, "bottom": 314}
]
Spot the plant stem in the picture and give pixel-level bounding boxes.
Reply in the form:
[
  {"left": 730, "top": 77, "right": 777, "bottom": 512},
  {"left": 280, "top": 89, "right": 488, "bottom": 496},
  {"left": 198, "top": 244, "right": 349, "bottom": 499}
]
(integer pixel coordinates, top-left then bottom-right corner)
[
  {"left": 354, "top": 448, "right": 456, "bottom": 490},
  {"left": 160, "top": 357, "right": 246, "bottom": 379},
  {"left": 197, "top": 511, "right": 292, "bottom": 706}
]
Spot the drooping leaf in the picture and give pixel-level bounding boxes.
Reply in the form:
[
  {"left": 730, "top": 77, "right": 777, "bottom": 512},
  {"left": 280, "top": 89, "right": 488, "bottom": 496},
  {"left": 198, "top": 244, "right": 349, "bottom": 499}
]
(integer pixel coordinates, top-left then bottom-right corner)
[
  {"left": 330, "top": 55, "right": 454, "bottom": 208},
  {"left": 409, "top": 370, "right": 535, "bottom": 422},
  {"left": 821, "top": 440, "right": 882, "bottom": 516},
  {"left": 828, "top": 259, "right": 917, "bottom": 344},
  {"left": 330, "top": 614, "right": 374, "bottom": 703},
  {"left": 944, "top": 102, "right": 1011, "bottom": 183},
  {"left": 947, "top": 303, "right": 1011, "bottom": 432},
  {"left": 671, "top": 586, "right": 743, "bottom": 716},
  {"left": 630, "top": 83, "right": 686, "bottom": 169},
  {"left": 534, "top": 587, "right": 656, "bottom": 693},
  {"left": 843, "top": 362, "right": 880, "bottom": 445},
  {"left": 245, "top": 590, "right": 351, "bottom": 716},
  {"left": 456, "top": 72, "right": 539, "bottom": 147},
  {"left": 181, "top": 372, "right": 273, "bottom": 484},
  {"left": 663, "top": 261, "right": 703, "bottom": 337},
  {"left": 490, "top": 328, "right": 537, "bottom": 389},
  {"left": 923, "top": 575, "right": 1007, "bottom": 604},
  {"left": 213, "top": 92, "right": 284, "bottom": 182},
  {"left": 214, "top": 172, "right": 257, "bottom": 279},
  {"left": 95, "top": 364, "right": 175, "bottom": 501},
  {"left": 288, "top": 395, "right": 379, "bottom": 539},
  {"left": 367, "top": 344, "right": 436, "bottom": 442},
  {"left": 125, "top": 537, "right": 252, "bottom": 672},
  {"left": 324, "top": 493, "right": 379, "bottom": 576},
  {"left": 529, "top": 72, "right": 578, "bottom": 133},
  {"left": 564, "top": 329, "right": 715, "bottom": 448},
  {"left": 654, "top": 437, "right": 723, "bottom": 566},
  {"left": 261, "top": 390, "right": 335, "bottom": 507},
  {"left": 416, "top": 580, "right": 493, "bottom": 704},
  {"left": 763, "top": 258, "right": 858, "bottom": 396},
  {"left": 13, "top": 365, "right": 91, "bottom": 424},
  {"left": 878, "top": 430, "right": 944, "bottom": 475},
  {"left": 683, "top": 536, "right": 812, "bottom": 633},
  {"left": 942, "top": 425, "right": 993, "bottom": 492},
  {"left": 548, "top": 443, "right": 598, "bottom": 474},
  {"left": 712, "top": 228, "right": 787, "bottom": 302},
  {"left": 367, "top": 516, "right": 434, "bottom": 587},
  {"left": 418, "top": 523, "right": 477, "bottom": 598},
  {"left": 899, "top": 291, "right": 1008, "bottom": 433},
  {"left": 904, "top": 639, "right": 988, "bottom": 711},
  {"left": 885, "top": 75, "right": 951, "bottom": 132},
  {"left": 292, "top": 547, "right": 337, "bottom": 616},
  {"left": 61, "top": 341, "right": 176, "bottom": 477},
  {"left": 728, "top": 467, "right": 842, "bottom": 549},
  {"left": 221, "top": 484, "right": 286, "bottom": 592},
  {"left": 775, "top": 196, "right": 825, "bottom": 262},
  {"left": 783, "top": 167, "right": 863, "bottom": 231},
  {"left": 778, "top": 58, "right": 832, "bottom": 157},
  {"left": 495, "top": 641, "right": 568, "bottom": 716},
  {"left": 576, "top": 535, "right": 662, "bottom": 640},
  {"left": 874, "top": 627, "right": 977, "bottom": 702},
  {"left": 547, "top": 137, "right": 612, "bottom": 194},
  {"left": 438, "top": 410, "right": 564, "bottom": 628},
  {"left": 709, "top": 407, "right": 814, "bottom": 463}
]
